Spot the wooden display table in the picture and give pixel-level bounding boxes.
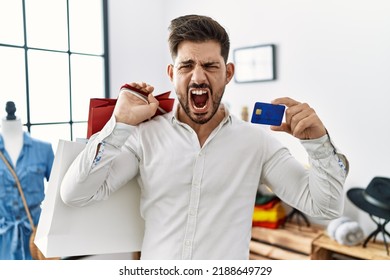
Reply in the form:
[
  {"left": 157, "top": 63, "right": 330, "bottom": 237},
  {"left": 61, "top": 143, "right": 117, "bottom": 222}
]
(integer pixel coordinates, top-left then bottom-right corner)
[
  {"left": 250, "top": 222, "right": 390, "bottom": 260},
  {"left": 250, "top": 222, "right": 323, "bottom": 260},
  {"left": 311, "top": 234, "right": 390, "bottom": 260}
]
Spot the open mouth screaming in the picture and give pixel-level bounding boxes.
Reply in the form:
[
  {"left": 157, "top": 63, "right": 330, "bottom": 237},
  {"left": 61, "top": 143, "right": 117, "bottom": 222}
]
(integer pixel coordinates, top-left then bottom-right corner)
[{"left": 189, "top": 84, "right": 211, "bottom": 114}]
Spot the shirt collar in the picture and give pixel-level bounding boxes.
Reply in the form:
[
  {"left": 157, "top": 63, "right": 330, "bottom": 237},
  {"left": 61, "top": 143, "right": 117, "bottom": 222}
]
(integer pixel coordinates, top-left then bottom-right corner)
[
  {"left": 170, "top": 103, "right": 232, "bottom": 126},
  {"left": 0, "top": 132, "right": 32, "bottom": 151}
]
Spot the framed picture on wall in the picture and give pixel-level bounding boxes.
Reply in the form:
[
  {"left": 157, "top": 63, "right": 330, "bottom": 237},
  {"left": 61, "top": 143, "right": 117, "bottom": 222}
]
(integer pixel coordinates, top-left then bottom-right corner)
[{"left": 233, "top": 44, "right": 276, "bottom": 83}]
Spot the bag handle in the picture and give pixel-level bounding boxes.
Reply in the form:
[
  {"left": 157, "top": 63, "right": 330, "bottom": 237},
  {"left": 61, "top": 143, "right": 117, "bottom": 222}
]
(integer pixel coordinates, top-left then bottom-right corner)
[{"left": 0, "top": 151, "right": 35, "bottom": 230}]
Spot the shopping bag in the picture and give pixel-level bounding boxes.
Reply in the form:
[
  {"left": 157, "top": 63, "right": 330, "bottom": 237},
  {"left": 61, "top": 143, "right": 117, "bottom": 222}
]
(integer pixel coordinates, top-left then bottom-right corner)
[
  {"left": 87, "top": 84, "right": 174, "bottom": 139},
  {"left": 87, "top": 98, "right": 116, "bottom": 139},
  {"left": 34, "top": 139, "right": 145, "bottom": 258}
]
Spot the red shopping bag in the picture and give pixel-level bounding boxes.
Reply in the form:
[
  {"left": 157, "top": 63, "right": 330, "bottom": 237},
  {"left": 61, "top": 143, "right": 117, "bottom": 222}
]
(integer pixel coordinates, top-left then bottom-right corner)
[
  {"left": 87, "top": 85, "right": 174, "bottom": 138},
  {"left": 87, "top": 98, "right": 117, "bottom": 139}
]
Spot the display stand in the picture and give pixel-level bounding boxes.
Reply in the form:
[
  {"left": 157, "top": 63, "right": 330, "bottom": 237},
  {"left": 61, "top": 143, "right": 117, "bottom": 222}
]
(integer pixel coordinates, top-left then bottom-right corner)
[
  {"left": 363, "top": 215, "right": 389, "bottom": 255},
  {"left": 311, "top": 233, "right": 390, "bottom": 260}
]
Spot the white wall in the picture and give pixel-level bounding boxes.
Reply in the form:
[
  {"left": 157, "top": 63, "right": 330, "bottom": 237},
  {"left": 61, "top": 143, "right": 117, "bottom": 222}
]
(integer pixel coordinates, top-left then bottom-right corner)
[
  {"left": 109, "top": 0, "right": 390, "bottom": 236},
  {"left": 108, "top": 0, "right": 171, "bottom": 93}
]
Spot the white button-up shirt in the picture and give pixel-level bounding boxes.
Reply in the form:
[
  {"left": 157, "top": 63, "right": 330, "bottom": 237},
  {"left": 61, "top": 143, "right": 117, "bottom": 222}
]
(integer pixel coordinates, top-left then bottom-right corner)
[{"left": 61, "top": 105, "right": 347, "bottom": 259}]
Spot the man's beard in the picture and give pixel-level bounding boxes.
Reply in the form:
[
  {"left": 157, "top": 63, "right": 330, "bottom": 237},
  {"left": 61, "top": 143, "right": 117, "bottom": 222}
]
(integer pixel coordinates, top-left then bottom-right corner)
[{"left": 177, "top": 84, "right": 224, "bottom": 124}]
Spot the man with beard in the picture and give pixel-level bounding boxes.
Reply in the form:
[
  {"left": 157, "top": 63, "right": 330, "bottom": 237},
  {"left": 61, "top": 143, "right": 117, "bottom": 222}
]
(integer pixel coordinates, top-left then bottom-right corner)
[{"left": 61, "top": 15, "right": 348, "bottom": 260}]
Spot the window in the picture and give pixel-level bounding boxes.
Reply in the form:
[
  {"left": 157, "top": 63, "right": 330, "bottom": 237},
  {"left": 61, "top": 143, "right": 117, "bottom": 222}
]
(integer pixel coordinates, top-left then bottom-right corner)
[{"left": 0, "top": 0, "right": 109, "bottom": 151}]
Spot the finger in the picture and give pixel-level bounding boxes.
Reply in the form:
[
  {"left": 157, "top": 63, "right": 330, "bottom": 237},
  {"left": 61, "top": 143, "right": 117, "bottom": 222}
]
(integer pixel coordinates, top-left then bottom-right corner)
[
  {"left": 148, "top": 93, "right": 159, "bottom": 106},
  {"left": 139, "top": 82, "right": 155, "bottom": 95},
  {"left": 271, "top": 123, "right": 291, "bottom": 134},
  {"left": 140, "top": 82, "right": 148, "bottom": 90},
  {"left": 127, "top": 82, "right": 140, "bottom": 89},
  {"left": 284, "top": 103, "right": 310, "bottom": 127},
  {"left": 288, "top": 107, "right": 313, "bottom": 134},
  {"left": 142, "top": 94, "right": 158, "bottom": 119},
  {"left": 145, "top": 84, "right": 154, "bottom": 94},
  {"left": 128, "top": 82, "right": 147, "bottom": 91},
  {"left": 127, "top": 82, "right": 154, "bottom": 94},
  {"left": 292, "top": 115, "right": 321, "bottom": 139},
  {"left": 294, "top": 113, "right": 326, "bottom": 139},
  {"left": 272, "top": 97, "right": 300, "bottom": 107}
]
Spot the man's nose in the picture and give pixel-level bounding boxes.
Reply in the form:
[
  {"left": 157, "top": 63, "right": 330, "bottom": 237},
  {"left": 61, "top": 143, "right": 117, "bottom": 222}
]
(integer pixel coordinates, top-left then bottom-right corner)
[{"left": 191, "top": 65, "right": 207, "bottom": 84}]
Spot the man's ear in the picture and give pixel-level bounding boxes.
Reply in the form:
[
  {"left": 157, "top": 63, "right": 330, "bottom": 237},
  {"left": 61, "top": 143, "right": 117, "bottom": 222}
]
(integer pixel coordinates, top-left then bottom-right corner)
[
  {"left": 167, "top": 64, "right": 174, "bottom": 82},
  {"left": 225, "top": 62, "right": 235, "bottom": 84}
]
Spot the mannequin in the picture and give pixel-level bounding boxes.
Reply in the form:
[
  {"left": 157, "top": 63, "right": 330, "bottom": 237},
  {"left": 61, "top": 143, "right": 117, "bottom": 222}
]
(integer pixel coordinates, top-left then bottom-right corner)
[
  {"left": 0, "top": 101, "right": 55, "bottom": 260},
  {"left": 0, "top": 101, "right": 23, "bottom": 166}
]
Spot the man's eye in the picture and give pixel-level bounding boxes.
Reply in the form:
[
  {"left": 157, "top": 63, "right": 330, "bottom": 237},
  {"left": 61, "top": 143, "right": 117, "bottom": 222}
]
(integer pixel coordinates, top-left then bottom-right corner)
[
  {"left": 204, "top": 64, "right": 219, "bottom": 69},
  {"left": 179, "top": 64, "right": 192, "bottom": 70}
]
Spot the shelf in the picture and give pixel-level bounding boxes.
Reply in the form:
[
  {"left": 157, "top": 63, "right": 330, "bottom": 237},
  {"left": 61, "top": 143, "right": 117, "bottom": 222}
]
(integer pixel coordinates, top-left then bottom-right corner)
[
  {"left": 311, "top": 234, "right": 390, "bottom": 260},
  {"left": 250, "top": 222, "right": 390, "bottom": 260}
]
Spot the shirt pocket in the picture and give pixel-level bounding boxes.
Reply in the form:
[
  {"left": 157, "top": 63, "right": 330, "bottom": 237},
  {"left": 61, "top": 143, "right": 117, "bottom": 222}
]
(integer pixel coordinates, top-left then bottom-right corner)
[{"left": 23, "top": 164, "right": 46, "bottom": 206}]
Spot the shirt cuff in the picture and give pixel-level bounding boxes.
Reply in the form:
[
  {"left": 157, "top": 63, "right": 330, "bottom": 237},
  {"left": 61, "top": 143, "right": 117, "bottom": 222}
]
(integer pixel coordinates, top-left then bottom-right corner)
[
  {"left": 300, "top": 134, "right": 334, "bottom": 159},
  {"left": 300, "top": 133, "right": 349, "bottom": 174},
  {"left": 95, "top": 115, "right": 135, "bottom": 148}
]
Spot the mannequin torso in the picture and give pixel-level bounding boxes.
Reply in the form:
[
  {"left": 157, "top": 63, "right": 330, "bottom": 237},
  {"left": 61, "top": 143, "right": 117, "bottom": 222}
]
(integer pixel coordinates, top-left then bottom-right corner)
[
  {"left": 0, "top": 101, "right": 56, "bottom": 260},
  {"left": 1, "top": 118, "right": 24, "bottom": 166}
]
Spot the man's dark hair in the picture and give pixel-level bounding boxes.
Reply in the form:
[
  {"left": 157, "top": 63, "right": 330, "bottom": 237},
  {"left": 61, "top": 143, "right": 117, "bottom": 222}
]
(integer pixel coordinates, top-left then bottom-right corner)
[{"left": 168, "top": 14, "right": 230, "bottom": 63}]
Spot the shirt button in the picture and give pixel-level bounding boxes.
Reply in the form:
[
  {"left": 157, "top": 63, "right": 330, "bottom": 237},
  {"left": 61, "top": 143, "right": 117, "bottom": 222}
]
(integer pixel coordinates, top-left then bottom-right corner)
[
  {"left": 189, "top": 209, "right": 196, "bottom": 216},
  {"left": 185, "top": 240, "right": 191, "bottom": 246}
]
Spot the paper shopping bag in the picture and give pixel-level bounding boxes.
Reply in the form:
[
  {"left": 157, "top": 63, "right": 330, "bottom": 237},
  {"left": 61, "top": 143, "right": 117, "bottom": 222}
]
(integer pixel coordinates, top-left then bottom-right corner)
[
  {"left": 87, "top": 98, "right": 116, "bottom": 139},
  {"left": 87, "top": 85, "right": 174, "bottom": 139},
  {"left": 34, "top": 139, "right": 145, "bottom": 258}
]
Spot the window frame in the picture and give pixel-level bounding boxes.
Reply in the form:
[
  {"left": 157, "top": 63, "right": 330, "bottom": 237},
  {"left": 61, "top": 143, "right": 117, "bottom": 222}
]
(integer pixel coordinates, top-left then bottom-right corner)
[{"left": 0, "top": 0, "right": 110, "bottom": 141}]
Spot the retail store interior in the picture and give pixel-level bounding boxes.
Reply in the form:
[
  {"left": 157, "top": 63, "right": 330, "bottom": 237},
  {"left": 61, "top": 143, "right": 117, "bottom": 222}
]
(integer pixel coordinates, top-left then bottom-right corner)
[{"left": 0, "top": 0, "right": 389, "bottom": 261}]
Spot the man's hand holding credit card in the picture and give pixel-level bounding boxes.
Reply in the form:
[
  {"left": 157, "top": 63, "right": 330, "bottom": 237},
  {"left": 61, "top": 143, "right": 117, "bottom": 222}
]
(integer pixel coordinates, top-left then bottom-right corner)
[
  {"left": 252, "top": 97, "right": 327, "bottom": 140},
  {"left": 251, "top": 102, "right": 285, "bottom": 126}
]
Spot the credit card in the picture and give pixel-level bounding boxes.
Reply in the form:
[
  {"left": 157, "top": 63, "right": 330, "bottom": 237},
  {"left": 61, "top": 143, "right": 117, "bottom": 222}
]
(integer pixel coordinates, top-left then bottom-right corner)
[{"left": 250, "top": 102, "right": 285, "bottom": 126}]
